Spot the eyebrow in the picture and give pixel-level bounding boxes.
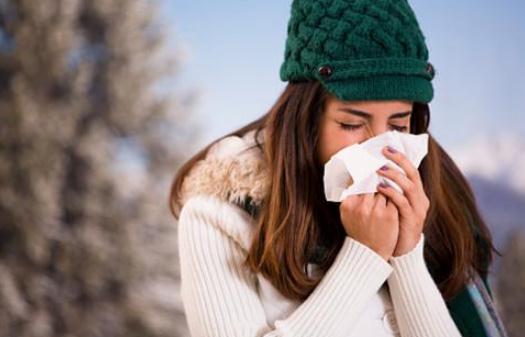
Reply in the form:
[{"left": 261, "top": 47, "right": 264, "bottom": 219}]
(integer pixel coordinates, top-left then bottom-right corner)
[{"left": 338, "top": 108, "right": 412, "bottom": 119}]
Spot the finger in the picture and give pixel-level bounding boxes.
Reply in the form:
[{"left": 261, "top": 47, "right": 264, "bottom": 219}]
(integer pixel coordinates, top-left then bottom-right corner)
[
  {"left": 362, "top": 192, "right": 373, "bottom": 201},
  {"left": 377, "top": 165, "right": 417, "bottom": 207},
  {"left": 377, "top": 182, "right": 412, "bottom": 216},
  {"left": 377, "top": 164, "right": 431, "bottom": 218},
  {"left": 341, "top": 194, "right": 362, "bottom": 209},
  {"left": 382, "top": 146, "right": 424, "bottom": 189},
  {"left": 373, "top": 192, "right": 387, "bottom": 209},
  {"left": 361, "top": 192, "right": 374, "bottom": 211},
  {"left": 386, "top": 198, "right": 398, "bottom": 214}
]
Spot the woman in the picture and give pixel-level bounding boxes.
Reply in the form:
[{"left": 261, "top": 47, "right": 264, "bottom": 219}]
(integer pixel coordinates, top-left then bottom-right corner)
[{"left": 170, "top": 1, "right": 508, "bottom": 336}]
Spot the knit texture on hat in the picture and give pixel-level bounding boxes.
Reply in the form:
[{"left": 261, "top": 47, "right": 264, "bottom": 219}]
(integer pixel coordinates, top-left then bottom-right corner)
[{"left": 279, "top": 0, "right": 436, "bottom": 103}]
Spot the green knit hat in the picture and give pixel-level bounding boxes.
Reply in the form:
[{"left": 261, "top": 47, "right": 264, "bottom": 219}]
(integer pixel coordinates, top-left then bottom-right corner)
[{"left": 279, "top": 0, "right": 436, "bottom": 103}]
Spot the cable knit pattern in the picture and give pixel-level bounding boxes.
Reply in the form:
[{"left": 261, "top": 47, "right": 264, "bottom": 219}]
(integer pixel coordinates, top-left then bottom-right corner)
[
  {"left": 280, "top": 0, "right": 430, "bottom": 78},
  {"left": 279, "top": 0, "right": 435, "bottom": 103},
  {"left": 177, "top": 130, "right": 463, "bottom": 337}
]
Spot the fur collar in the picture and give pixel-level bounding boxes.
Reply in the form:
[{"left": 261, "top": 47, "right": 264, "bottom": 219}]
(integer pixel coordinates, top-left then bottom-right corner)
[{"left": 178, "top": 129, "right": 269, "bottom": 217}]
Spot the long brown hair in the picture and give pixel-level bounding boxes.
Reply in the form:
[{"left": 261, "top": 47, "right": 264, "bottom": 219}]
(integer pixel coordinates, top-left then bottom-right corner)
[{"left": 170, "top": 81, "right": 499, "bottom": 302}]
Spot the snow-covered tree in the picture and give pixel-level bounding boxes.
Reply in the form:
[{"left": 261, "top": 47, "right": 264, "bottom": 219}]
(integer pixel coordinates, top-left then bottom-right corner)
[{"left": 0, "top": 0, "right": 191, "bottom": 335}]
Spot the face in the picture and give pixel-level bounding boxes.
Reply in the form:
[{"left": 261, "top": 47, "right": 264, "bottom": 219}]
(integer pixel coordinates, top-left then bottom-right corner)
[{"left": 317, "top": 95, "right": 413, "bottom": 165}]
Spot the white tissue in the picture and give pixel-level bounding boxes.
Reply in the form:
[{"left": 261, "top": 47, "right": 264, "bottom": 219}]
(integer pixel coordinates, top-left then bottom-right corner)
[{"left": 323, "top": 130, "right": 429, "bottom": 202}]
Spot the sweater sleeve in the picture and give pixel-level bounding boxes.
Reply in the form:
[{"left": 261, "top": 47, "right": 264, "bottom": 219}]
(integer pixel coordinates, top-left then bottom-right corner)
[
  {"left": 387, "top": 233, "right": 463, "bottom": 337},
  {"left": 178, "top": 195, "right": 393, "bottom": 337}
]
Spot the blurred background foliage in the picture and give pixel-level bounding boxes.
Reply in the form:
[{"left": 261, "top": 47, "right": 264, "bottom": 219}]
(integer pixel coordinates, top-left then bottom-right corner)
[{"left": 0, "top": 0, "right": 192, "bottom": 336}]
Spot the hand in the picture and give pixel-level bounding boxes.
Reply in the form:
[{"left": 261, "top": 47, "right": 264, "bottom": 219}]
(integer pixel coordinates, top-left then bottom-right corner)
[
  {"left": 376, "top": 145, "right": 430, "bottom": 257},
  {"left": 340, "top": 192, "right": 399, "bottom": 261}
]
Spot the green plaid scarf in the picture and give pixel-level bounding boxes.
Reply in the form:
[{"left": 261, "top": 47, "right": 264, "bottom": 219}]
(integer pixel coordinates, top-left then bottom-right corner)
[{"left": 447, "top": 271, "right": 508, "bottom": 337}]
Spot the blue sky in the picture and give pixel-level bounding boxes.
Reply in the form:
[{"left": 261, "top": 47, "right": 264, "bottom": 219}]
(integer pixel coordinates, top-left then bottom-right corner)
[{"left": 164, "top": 1, "right": 525, "bottom": 152}]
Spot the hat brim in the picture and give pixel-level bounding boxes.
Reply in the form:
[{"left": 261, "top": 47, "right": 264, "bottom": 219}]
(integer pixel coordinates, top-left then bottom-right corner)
[{"left": 319, "top": 74, "right": 434, "bottom": 104}]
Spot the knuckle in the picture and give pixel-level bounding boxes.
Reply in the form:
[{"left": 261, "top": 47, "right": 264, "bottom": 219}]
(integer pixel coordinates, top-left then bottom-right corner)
[{"left": 408, "top": 166, "right": 418, "bottom": 177}]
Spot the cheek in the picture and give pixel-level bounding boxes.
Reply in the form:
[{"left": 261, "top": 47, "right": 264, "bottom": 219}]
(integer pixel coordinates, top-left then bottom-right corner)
[{"left": 318, "top": 122, "right": 359, "bottom": 165}]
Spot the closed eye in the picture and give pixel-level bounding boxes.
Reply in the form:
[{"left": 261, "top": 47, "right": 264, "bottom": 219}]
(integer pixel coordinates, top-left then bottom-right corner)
[{"left": 338, "top": 123, "right": 408, "bottom": 132}]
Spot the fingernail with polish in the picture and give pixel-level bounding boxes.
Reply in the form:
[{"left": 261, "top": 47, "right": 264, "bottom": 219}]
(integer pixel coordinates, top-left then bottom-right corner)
[
  {"left": 378, "top": 182, "right": 389, "bottom": 188},
  {"left": 379, "top": 165, "right": 389, "bottom": 171},
  {"left": 386, "top": 146, "right": 397, "bottom": 153}
]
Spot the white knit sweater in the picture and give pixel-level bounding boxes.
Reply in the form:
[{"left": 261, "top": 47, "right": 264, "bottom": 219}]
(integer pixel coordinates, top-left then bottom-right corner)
[{"left": 176, "top": 130, "right": 462, "bottom": 337}]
